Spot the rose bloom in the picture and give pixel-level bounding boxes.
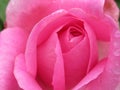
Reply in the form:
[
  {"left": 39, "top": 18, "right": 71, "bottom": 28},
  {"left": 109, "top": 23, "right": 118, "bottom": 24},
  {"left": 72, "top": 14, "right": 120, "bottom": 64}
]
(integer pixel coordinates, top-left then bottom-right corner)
[{"left": 0, "top": 0, "right": 120, "bottom": 90}]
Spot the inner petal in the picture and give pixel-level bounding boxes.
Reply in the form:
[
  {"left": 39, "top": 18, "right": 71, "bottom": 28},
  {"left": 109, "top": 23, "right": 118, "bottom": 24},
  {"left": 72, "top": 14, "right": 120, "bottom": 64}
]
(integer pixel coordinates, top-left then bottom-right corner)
[
  {"left": 69, "top": 26, "right": 84, "bottom": 41},
  {"left": 58, "top": 24, "right": 85, "bottom": 53}
]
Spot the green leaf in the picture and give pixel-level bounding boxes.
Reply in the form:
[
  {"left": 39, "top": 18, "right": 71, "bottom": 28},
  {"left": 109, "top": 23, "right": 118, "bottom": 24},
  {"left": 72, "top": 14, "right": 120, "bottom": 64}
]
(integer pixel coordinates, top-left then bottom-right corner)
[
  {"left": 0, "top": 18, "right": 3, "bottom": 31},
  {"left": 0, "top": 0, "right": 9, "bottom": 31},
  {"left": 0, "top": 0, "right": 9, "bottom": 21},
  {"left": 115, "top": 0, "right": 120, "bottom": 8}
]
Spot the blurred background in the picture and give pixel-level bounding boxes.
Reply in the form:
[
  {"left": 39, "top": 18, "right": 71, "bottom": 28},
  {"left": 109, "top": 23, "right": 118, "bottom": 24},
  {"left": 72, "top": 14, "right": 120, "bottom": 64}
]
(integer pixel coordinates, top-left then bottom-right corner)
[{"left": 0, "top": 0, "right": 120, "bottom": 31}]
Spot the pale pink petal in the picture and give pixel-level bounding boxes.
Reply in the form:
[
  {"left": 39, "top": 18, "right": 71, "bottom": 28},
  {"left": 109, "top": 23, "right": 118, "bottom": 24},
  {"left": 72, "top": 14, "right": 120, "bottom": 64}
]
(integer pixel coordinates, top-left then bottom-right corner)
[
  {"left": 100, "top": 30, "right": 120, "bottom": 90},
  {"left": 0, "top": 27, "right": 27, "bottom": 90},
  {"left": 14, "top": 54, "right": 42, "bottom": 90},
  {"left": 104, "top": 0, "right": 119, "bottom": 21},
  {"left": 98, "top": 41, "right": 110, "bottom": 60},
  {"left": 56, "top": 0, "right": 104, "bottom": 16},
  {"left": 69, "top": 8, "right": 118, "bottom": 41},
  {"left": 6, "top": 0, "right": 106, "bottom": 34},
  {"left": 6, "top": 0, "right": 59, "bottom": 34}
]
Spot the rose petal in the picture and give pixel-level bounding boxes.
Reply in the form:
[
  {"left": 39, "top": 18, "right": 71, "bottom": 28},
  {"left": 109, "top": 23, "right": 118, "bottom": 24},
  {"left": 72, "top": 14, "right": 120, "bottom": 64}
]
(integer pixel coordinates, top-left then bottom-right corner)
[
  {"left": 72, "top": 58, "right": 106, "bottom": 90},
  {"left": 104, "top": 0, "right": 119, "bottom": 21},
  {"left": 98, "top": 41, "right": 110, "bottom": 60},
  {"left": 25, "top": 9, "right": 68, "bottom": 77},
  {"left": 6, "top": 0, "right": 106, "bottom": 34},
  {"left": 6, "top": 0, "right": 59, "bottom": 34},
  {"left": 69, "top": 8, "right": 118, "bottom": 41},
  {"left": 61, "top": 30, "right": 90, "bottom": 89},
  {"left": 73, "top": 30, "right": 120, "bottom": 90},
  {"left": 14, "top": 54, "right": 42, "bottom": 90},
  {"left": 56, "top": 0, "right": 104, "bottom": 16},
  {"left": 83, "top": 23, "right": 98, "bottom": 72},
  {"left": 27, "top": 10, "right": 73, "bottom": 89},
  {"left": 100, "top": 30, "right": 120, "bottom": 90},
  {"left": 52, "top": 34, "right": 65, "bottom": 90},
  {"left": 0, "top": 27, "right": 27, "bottom": 90},
  {"left": 25, "top": 9, "right": 85, "bottom": 77},
  {"left": 27, "top": 33, "right": 65, "bottom": 90},
  {"left": 37, "top": 34, "right": 61, "bottom": 88}
]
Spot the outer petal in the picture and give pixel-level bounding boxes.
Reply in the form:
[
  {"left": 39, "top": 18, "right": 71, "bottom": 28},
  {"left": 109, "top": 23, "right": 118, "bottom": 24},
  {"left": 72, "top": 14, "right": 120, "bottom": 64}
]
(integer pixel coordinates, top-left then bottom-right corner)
[
  {"left": 6, "top": 0, "right": 58, "bottom": 34},
  {"left": 25, "top": 10, "right": 67, "bottom": 77},
  {"left": 104, "top": 0, "right": 119, "bottom": 21},
  {"left": 56, "top": 0, "right": 104, "bottom": 16},
  {"left": 0, "top": 28, "right": 27, "bottom": 90},
  {"left": 72, "top": 59, "right": 106, "bottom": 90},
  {"left": 6, "top": 0, "right": 106, "bottom": 34},
  {"left": 101, "top": 30, "right": 120, "bottom": 90},
  {"left": 69, "top": 8, "right": 118, "bottom": 41},
  {"left": 14, "top": 54, "right": 42, "bottom": 90}
]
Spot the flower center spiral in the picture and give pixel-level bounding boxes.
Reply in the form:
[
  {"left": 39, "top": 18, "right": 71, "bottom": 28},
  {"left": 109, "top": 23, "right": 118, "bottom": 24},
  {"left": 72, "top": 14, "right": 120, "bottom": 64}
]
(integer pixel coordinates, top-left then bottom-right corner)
[{"left": 58, "top": 23, "right": 85, "bottom": 53}]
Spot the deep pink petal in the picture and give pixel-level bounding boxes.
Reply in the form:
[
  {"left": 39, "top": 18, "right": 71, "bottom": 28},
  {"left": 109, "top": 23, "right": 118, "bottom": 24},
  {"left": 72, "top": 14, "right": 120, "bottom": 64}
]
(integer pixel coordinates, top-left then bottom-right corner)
[
  {"left": 37, "top": 34, "right": 60, "bottom": 89},
  {"left": 25, "top": 10, "right": 67, "bottom": 77},
  {"left": 62, "top": 31, "right": 90, "bottom": 89},
  {"left": 72, "top": 59, "right": 106, "bottom": 90},
  {"left": 52, "top": 34, "right": 65, "bottom": 90},
  {"left": 33, "top": 34, "right": 65, "bottom": 90},
  {"left": 73, "top": 30, "right": 120, "bottom": 90},
  {"left": 14, "top": 54, "right": 42, "bottom": 90},
  {"left": 26, "top": 10, "right": 70, "bottom": 89},
  {"left": 26, "top": 9, "right": 88, "bottom": 77},
  {"left": 83, "top": 23, "right": 98, "bottom": 72},
  {"left": 0, "top": 27, "right": 27, "bottom": 90}
]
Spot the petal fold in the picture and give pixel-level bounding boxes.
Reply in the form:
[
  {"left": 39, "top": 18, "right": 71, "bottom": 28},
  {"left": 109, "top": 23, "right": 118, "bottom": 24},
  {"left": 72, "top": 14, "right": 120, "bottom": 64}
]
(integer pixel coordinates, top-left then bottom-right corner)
[
  {"left": 73, "top": 59, "right": 106, "bottom": 90},
  {"left": 25, "top": 9, "right": 67, "bottom": 77},
  {"left": 52, "top": 34, "right": 65, "bottom": 90},
  {"left": 14, "top": 54, "right": 42, "bottom": 90}
]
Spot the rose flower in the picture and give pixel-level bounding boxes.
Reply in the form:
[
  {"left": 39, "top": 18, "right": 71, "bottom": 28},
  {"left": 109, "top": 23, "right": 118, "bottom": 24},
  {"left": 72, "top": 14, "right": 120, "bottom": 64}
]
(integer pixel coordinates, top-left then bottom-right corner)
[{"left": 0, "top": 0, "right": 120, "bottom": 90}]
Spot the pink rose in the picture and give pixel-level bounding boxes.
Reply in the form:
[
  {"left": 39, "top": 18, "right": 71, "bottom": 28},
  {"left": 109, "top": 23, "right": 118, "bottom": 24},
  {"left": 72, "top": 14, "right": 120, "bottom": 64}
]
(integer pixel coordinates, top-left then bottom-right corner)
[{"left": 0, "top": 0, "right": 120, "bottom": 90}]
